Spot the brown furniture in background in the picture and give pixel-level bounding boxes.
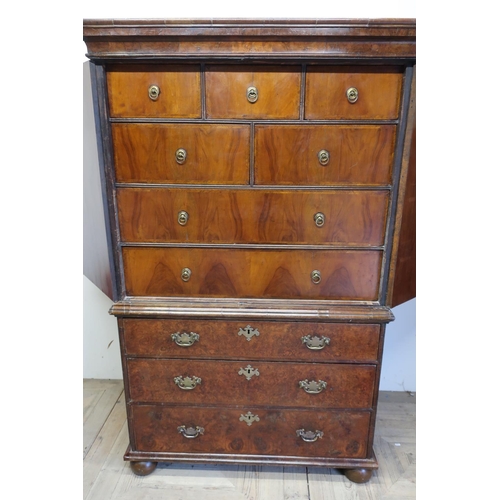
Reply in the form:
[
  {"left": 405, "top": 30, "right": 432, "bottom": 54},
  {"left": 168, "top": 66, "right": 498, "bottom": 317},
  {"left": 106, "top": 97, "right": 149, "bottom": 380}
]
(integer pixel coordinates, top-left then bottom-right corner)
[{"left": 83, "top": 19, "right": 416, "bottom": 483}]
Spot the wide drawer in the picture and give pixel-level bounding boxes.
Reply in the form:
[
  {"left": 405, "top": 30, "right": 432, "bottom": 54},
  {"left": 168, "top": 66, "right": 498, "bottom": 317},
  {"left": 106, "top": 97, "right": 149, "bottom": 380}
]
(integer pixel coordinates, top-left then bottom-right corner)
[
  {"left": 205, "top": 65, "right": 301, "bottom": 119},
  {"left": 305, "top": 66, "right": 403, "bottom": 120},
  {"left": 107, "top": 64, "right": 201, "bottom": 118},
  {"left": 112, "top": 123, "right": 250, "bottom": 184},
  {"left": 131, "top": 405, "right": 371, "bottom": 458},
  {"left": 122, "top": 247, "right": 382, "bottom": 300},
  {"left": 127, "top": 359, "right": 376, "bottom": 409},
  {"left": 121, "top": 318, "right": 381, "bottom": 363},
  {"left": 254, "top": 125, "right": 396, "bottom": 185},
  {"left": 117, "top": 188, "right": 389, "bottom": 246}
]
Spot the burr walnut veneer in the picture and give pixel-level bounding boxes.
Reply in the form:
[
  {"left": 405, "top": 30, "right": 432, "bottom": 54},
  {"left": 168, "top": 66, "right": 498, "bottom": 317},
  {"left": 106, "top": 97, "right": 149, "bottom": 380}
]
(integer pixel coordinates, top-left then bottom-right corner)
[{"left": 84, "top": 19, "right": 416, "bottom": 484}]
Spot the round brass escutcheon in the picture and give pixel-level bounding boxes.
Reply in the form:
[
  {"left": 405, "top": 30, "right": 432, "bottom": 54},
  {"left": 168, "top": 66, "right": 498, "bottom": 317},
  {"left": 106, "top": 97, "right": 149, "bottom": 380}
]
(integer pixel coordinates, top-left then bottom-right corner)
[
  {"left": 178, "top": 210, "right": 189, "bottom": 226},
  {"left": 346, "top": 87, "right": 359, "bottom": 104},
  {"left": 181, "top": 267, "right": 192, "bottom": 282},
  {"left": 247, "top": 86, "right": 259, "bottom": 103},
  {"left": 175, "top": 148, "right": 187, "bottom": 165},
  {"left": 314, "top": 212, "right": 325, "bottom": 227},
  {"left": 148, "top": 85, "right": 160, "bottom": 101},
  {"left": 311, "top": 270, "right": 322, "bottom": 285},
  {"left": 317, "top": 149, "right": 330, "bottom": 166}
]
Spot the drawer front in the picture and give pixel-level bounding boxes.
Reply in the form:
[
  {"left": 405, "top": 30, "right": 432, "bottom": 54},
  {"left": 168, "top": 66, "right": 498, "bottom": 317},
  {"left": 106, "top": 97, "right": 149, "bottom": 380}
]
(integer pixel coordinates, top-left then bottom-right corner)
[
  {"left": 122, "top": 319, "right": 381, "bottom": 362},
  {"left": 117, "top": 188, "right": 389, "bottom": 246},
  {"left": 206, "top": 65, "right": 301, "bottom": 119},
  {"left": 131, "top": 405, "right": 370, "bottom": 459},
  {"left": 112, "top": 123, "right": 250, "bottom": 184},
  {"left": 122, "top": 247, "right": 382, "bottom": 300},
  {"left": 305, "top": 66, "right": 403, "bottom": 120},
  {"left": 254, "top": 125, "right": 396, "bottom": 186},
  {"left": 107, "top": 64, "right": 201, "bottom": 118},
  {"left": 128, "top": 359, "right": 376, "bottom": 409}
]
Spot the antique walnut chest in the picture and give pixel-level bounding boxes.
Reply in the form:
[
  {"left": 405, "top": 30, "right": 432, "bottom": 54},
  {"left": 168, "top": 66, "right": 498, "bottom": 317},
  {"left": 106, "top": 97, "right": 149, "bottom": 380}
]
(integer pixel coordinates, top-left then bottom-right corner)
[{"left": 83, "top": 19, "right": 416, "bottom": 483}]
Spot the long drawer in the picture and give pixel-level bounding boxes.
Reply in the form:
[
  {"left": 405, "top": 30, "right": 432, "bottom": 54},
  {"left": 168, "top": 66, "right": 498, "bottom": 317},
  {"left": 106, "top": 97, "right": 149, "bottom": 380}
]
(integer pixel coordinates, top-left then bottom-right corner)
[
  {"left": 117, "top": 188, "right": 389, "bottom": 246},
  {"left": 121, "top": 318, "right": 381, "bottom": 363},
  {"left": 127, "top": 358, "right": 376, "bottom": 408},
  {"left": 131, "top": 405, "right": 371, "bottom": 459},
  {"left": 122, "top": 247, "right": 382, "bottom": 300}
]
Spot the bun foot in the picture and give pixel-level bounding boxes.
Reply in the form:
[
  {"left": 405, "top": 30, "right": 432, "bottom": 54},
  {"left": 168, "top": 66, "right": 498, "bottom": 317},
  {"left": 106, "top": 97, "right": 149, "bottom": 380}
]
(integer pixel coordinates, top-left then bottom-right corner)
[
  {"left": 130, "top": 461, "right": 158, "bottom": 476},
  {"left": 344, "top": 468, "right": 373, "bottom": 483}
]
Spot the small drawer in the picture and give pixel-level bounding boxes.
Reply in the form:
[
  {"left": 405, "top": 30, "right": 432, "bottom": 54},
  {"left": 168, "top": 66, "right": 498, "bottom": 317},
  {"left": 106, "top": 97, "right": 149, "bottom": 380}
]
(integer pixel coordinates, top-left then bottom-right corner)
[
  {"left": 107, "top": 64, "right": 201, "bottom": 118},
  {"left": 205, "top": 65, "right": 301, "bottom": 119},
  {"left": 305, "top": 66, "right": 403, "bottom": 120},
  {"left": 117, "top": 188, "right": 389, "bottom": 246},
  {"left": 121, "top": 318, "right": 381, "bottom": 363},
  {"left": 122, "top": 247, "right": 382, "bottom": 301},
  {"left": 131, "top": 405, "right": 371, "bottom": 459},
  {"left": 254, "top": 124, "right": 396, "bottom": 186},
  {"left": 112, "top": 123, "right": 250, "bottom": 184},
  {"left": 127, "top": 359, "right": 376, "bottom": 409}
]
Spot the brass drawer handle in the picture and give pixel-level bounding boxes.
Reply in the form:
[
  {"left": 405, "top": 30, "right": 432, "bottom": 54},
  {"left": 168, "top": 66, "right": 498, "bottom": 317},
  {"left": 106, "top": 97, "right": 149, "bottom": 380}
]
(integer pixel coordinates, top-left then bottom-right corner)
[
  {"left": 177, "top": 425, "right": 204, "bottom": 439},
  {"left": 171, "top": 331, "right": 200, "bottom": 347},
  {"left": 174, "top": 375, "right": 202, "bottom": 390},
  {"left": 301, "top": 335, "right": 331, "bottom": 350},
  {"left": 247, "top": 86, "right": 259, "bottom": 103},
  {"left": 148, "top": 85, "right": 160, "bottom": 101},
  {"left": 314, "top": 212, "right": 325, "bottom": 227},
  {"left": 296, "top": 429, "right": 324, "bottom": 443},
  {"left": 298, "top": 379, "right": 327, "bottom": 394},
  {"left": 239, "top": 411, "right": 260, "bottom": 426},
  {"left": 346, "top": 87, "right": 359, "bottom": 104},
  {"left": 317, "top": 149, "right": 330, "bottom": 166},
  {"left": 238, "top": 325, "right": 260, "bottom": 341},
  {"left": 175, "top": 148, "right": 187, "bottom": 165},
  {"left": 178, "top": 210, "right": 189, "bottom": 226},
  {"left": 181, "top": 267, "right": 191, "bottom": 282},
  {"left": 238, "top": 364, "right": 260, "bottom": 380},
  {"left": 311, "top": 270, "right": 321, "bottom": 284}
]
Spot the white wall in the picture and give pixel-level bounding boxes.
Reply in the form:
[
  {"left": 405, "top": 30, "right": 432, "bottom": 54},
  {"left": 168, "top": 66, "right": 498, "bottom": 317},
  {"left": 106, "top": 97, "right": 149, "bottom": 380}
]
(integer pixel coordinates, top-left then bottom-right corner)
[{"left": 82, "top": 2, "right": 416, "bottom": 390}]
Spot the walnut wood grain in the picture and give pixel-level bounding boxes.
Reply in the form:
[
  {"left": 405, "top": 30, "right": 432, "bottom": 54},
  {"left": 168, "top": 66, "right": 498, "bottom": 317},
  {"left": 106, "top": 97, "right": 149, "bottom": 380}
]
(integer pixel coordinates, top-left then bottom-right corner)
[
  {"left": 254, "top": 125, "right": 396, "bottom": 185},
  {"left": 112, "top": 123, "right": 250, "bottom": 184},
  {"left": 127, "top": 359, "right": 376, "bottom": 409},
  {"left": 117, "top": 188, "right": 389, "bottom": 246},
  {"left": 107, "top": 64, "right": 201, "bottom": 118},
  {"left": 305, "top": 66, "right": 403, "bottom": 120},
  {"left": 205, "top": 65, "right": 300, "bottom": 119},
  {"left": 83, "top": 19, "right": 416, "bottom": 61},
  {"left": 122, "top": 318, "right": 380, "bottom": 362},
  {"left": 122, "top": 247, "right": 382, "bottom": 300},
  {"left": 131, "top": 405, "right": 371, "bottom": 458}
]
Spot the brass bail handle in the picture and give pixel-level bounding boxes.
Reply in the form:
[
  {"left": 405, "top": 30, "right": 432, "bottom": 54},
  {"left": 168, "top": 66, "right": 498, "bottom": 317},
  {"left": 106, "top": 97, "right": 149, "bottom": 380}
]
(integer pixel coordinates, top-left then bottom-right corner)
[
  {"left": 178, "top": 210, "right": 189, "bottom": 226},
  {"left": 346, "top": 87, "right": 359, "bottom": 103},
  {"left": 314, "top": 212, "right": 325, "bottom": 227},
  {"left": 317, "top": 150, "right": 330, "bottom": 166},
  {"left": 247, "top": 86, "right": 258, "bottom": 103},
  {"left": 311, "top": 270, "right": 321, "bottom": 284},
  {"left": 175, "top": 148, "right": 187, "bottom": 165},
  {"left": 148, "top": 85, "right": 160, "bottom": 101},
  {"left": 181, "top": 268, "right": 192, "bottom": 282}
]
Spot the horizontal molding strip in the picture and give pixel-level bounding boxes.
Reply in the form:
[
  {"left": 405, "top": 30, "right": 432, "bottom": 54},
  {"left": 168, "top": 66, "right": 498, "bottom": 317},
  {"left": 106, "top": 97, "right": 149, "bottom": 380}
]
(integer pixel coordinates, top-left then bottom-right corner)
[
  {"left": 111, "top": 298, "right": 393, "bottom": 322},
  {"left": 115, "top": 183, "right": 393, "bottom": 191},
  {"left": 109, "top": 118, "right": 399, "bottom": 126},
  {"left": 119, "top": 242, "right": 385, "bottom": 251}
]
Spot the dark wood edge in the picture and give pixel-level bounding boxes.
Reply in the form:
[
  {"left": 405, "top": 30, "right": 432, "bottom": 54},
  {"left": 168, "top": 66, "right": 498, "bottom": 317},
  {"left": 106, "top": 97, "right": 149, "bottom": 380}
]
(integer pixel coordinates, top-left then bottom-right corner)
[
  {"left": 386, "top": 68, "right": 416, "bottom": 307},
  {"left": 379, "top": 65, "right": 415, "bottom": 304},
  {"left": 123, "top": 445, "right": 379, "bottom": 469},
  {"left": 110, "top": 299, "right": 394, "bottom": 322},
  {"left": 366, "top": 324, "right": 387, "bottom": 458}
]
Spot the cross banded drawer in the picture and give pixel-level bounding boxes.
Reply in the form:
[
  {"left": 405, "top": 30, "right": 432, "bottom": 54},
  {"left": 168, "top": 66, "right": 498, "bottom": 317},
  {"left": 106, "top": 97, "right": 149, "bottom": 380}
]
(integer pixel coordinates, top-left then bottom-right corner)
[{"left": 107, "top": 64, "right": 201, "bottom": 118}]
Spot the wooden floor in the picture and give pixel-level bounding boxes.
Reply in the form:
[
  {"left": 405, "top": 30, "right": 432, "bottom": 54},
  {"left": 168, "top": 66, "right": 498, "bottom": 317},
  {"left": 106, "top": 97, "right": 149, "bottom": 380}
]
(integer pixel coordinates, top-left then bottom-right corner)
[{"left": 83, "top": 379, "right": 415, "bottom": 500}]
